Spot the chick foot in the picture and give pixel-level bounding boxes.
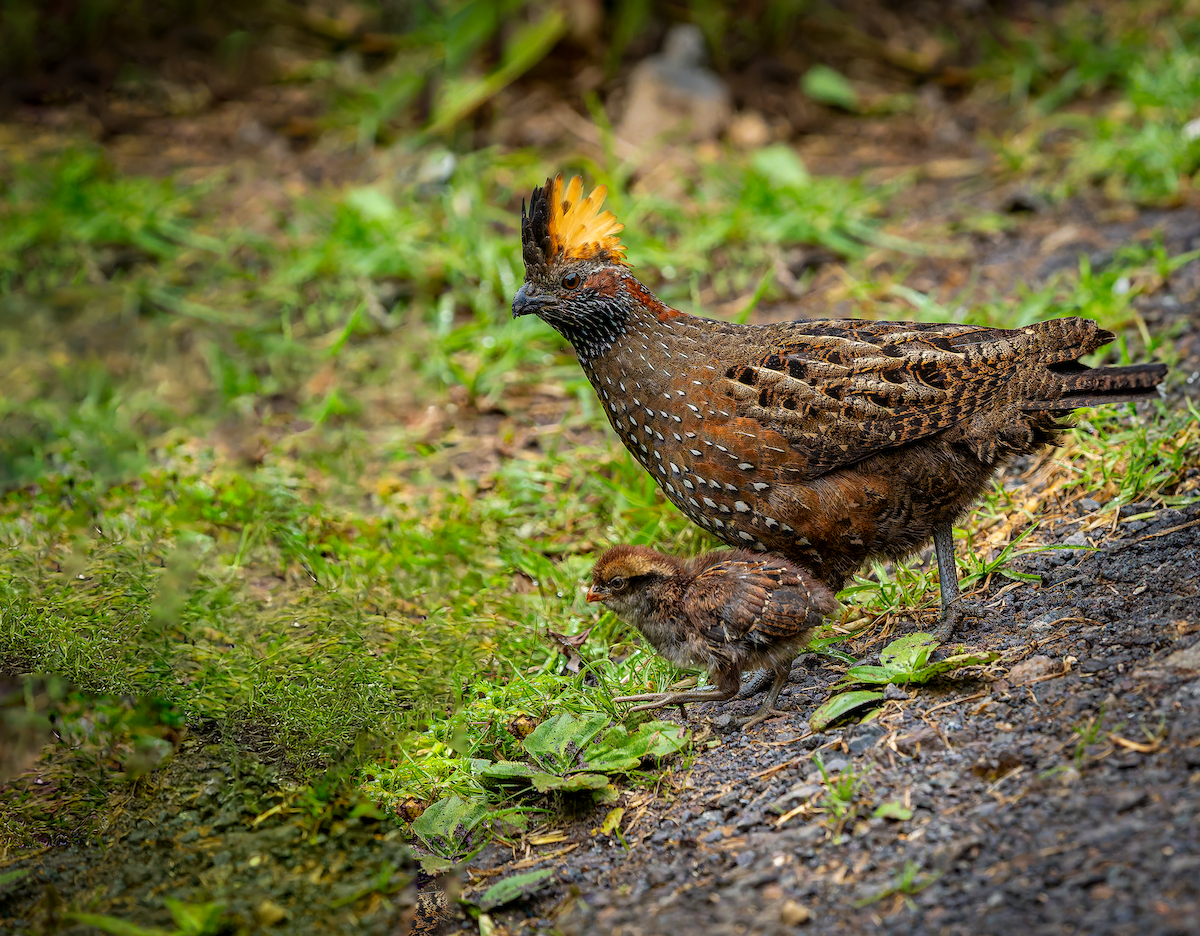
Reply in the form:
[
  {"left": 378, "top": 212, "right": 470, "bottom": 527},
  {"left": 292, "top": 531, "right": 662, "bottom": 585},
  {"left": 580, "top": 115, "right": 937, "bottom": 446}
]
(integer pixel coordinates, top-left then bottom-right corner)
[
  {"left": 614, "top": 687, "right": 735, "bottom": 716},
  {"left": 730, "top": 668, "right": 791, "bottom": 730}
]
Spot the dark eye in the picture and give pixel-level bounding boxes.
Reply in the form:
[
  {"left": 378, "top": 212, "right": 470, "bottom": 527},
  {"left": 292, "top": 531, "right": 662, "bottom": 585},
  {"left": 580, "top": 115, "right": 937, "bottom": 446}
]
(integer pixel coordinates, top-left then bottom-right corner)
[
  {"left": 562, "top": 272, "right": 581, "bottom": 290},
  {"left": 609, "top": 576, "right": 626, "bottom": 591}
]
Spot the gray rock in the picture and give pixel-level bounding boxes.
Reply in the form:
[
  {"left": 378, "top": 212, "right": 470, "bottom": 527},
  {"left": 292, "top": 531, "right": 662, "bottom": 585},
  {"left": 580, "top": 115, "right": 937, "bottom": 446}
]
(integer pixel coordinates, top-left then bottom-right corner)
[{"left": 616, "top": 24, "right": 731, "bottom": 147}]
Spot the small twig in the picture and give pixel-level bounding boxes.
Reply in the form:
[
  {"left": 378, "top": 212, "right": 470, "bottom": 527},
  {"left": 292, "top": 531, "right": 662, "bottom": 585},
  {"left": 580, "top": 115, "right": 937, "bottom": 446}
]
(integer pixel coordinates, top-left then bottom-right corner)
[
  {"left": 921, "top": 691, "right": 987, "bottom": 717},
  {"left": 1107, "top": 732, "right": 1163, "bottom": 754}
]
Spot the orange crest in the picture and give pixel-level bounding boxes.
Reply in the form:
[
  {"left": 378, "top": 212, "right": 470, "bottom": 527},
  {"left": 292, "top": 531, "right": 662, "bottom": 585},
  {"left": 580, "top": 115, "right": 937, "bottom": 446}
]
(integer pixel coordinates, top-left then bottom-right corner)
[{"left": 546, "top": 175, "right": 628, "bottom": 266}]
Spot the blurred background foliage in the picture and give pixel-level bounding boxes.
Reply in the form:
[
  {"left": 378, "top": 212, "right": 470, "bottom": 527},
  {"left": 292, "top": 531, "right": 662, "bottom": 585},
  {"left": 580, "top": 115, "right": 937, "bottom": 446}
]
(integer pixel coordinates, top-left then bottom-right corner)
[{"left": 1, "top": 0, "right": 1199, "bottom": 826}]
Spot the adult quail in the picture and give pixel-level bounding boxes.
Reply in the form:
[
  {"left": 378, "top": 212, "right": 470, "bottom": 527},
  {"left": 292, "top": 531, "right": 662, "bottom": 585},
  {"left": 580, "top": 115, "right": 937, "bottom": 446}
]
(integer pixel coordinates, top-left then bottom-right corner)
[
  {"left": 588, "top": 545, "right": 837, "bottom": 728},
  {"left": 514, "top": 175, "right": 1167, "bottom": 638}
]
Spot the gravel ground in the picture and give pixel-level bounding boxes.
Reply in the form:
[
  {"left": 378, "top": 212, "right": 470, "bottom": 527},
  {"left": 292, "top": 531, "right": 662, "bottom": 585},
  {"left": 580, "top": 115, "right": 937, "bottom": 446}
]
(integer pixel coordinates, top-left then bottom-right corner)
[{"left": 515, "top": 504, "right": 1200, "bottom": 936}]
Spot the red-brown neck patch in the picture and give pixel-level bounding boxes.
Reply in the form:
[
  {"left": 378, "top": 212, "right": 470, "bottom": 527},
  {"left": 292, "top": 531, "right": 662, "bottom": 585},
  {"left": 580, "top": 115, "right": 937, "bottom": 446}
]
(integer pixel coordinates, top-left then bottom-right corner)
[
  {"left": 626, "top": 280, "right": 686, "bottom": 322},
  {"left": 585, "top": 270, "right": 620, "bottom": 297}
]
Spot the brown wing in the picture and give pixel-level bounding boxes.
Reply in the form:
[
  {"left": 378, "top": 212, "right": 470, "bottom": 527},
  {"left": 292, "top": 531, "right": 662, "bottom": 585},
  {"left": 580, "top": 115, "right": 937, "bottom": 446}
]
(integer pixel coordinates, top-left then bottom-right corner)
[
  {"left": 684, "top": 554, "right": 835, "bottom": 650},
  {"left": 712, "top": 316, "right": 1112, "bottom": 480}
]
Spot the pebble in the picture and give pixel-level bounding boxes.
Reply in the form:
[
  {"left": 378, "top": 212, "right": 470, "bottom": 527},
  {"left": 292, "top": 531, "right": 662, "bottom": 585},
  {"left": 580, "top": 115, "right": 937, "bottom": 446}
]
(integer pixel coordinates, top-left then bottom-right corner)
[
  {"left": 779, "top": 899, "right": 812, "bottom": 925},
  {"left": 734, "top": 811, "right": 761, "bottom": 831},
  {"left": 1008, "top": 655, "right": 1057, "bottom": 685},
  {"left": 1112, "top": 788, "right": 1148, "bottom": 813}
]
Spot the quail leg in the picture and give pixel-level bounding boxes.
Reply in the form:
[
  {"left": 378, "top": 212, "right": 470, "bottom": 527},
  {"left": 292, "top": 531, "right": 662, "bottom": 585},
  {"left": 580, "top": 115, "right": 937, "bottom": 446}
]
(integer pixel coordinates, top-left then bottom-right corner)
[
  {"left": 932, "top": 523, "right": 983, "bottom": 641},
  {"left": 733, "top": 667, "right": 791, "bottom": 730}
]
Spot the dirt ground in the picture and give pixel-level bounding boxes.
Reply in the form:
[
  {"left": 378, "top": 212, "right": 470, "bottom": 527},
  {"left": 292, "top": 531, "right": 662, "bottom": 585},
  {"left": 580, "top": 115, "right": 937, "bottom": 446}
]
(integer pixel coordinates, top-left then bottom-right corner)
[{"left": 3, "top": 11, "right": 1200, "bottom": 935}]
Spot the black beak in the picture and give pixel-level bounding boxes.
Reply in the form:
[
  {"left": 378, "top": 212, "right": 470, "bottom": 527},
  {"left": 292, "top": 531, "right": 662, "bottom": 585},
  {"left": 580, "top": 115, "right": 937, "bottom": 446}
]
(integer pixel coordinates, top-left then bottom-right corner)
[{"left": 512, "top": 282, "right": 549, "bottom": 318}]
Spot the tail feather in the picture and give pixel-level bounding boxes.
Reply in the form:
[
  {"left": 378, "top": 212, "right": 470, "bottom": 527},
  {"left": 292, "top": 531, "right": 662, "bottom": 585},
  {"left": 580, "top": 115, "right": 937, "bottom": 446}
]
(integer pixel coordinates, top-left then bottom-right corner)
[
  {"left": 1030, "top": 318, "right": 1114, "bottom": 363},
  {"left": 1026, "top": 361, "right": 1167, "bottom": 411}
]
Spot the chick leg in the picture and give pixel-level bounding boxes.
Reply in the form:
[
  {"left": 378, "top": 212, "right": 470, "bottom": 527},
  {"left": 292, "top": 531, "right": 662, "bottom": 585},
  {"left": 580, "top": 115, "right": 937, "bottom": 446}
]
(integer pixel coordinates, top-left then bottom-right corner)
[
  {"left": 932, "top": 523, "right": 983, "bottom": 641},
  {"left": 734, "top": 667, "right": 791, "bottom": 730},
  {"left": 615, "top": 686, "right": 736, "bottom": 715}
]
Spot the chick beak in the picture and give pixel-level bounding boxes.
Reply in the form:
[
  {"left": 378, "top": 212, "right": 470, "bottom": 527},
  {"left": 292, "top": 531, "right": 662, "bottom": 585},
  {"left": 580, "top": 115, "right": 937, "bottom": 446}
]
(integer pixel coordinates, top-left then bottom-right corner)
[{"left": 586, "top": 585, "right": 605, "bottom": 604}]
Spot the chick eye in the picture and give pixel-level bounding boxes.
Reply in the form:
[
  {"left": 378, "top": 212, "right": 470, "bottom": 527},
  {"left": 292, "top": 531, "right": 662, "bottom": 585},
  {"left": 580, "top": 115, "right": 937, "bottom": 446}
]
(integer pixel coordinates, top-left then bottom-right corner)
[
  {"left": 562, "top": 272, "right": 581, "bottom": 290},
  {"left": 609, "top": 576, "right": 626, "bottom": 590}
]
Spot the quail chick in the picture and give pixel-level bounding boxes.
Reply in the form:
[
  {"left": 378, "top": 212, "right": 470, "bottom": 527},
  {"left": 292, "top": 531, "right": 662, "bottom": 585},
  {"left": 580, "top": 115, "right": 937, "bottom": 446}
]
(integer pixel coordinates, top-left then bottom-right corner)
[
  {"left": 514, "top": 175, "right": 1167, "bottom": 639},
  {"left": 588, "top": 545, "right": 838, "bottom": 729}
]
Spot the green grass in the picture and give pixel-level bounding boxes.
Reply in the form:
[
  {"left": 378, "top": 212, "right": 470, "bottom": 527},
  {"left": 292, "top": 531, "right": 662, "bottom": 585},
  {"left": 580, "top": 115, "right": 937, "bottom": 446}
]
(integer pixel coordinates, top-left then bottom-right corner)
[
  {"left": 0, "top": 138, "right": 905, "bottom": 822},
  {"left": 981, "top": 1, "right": 1200, "bottom": 203},
  {"left": 3, "top": 2, "right": 1200, "bottom": 857}
]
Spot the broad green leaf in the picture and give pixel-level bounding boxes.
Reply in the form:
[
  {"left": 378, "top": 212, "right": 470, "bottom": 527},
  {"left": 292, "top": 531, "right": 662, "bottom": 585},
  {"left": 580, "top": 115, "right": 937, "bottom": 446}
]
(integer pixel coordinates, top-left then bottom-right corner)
[
  {"left": 801, "top": 65, "right": 860, "bottom": 110},
  {"left": 582, "top": 721, "right": 689, "bottom": 774},
  {"left": 593, "top": 784, "right": 620, "bottom": 805},
  {"left": 418, "top": 855, "right": 455, "bottom": 874},
  {"left": 873, "top": 801, "right": 914, "bottom": 821},
  {"left": 836, "top": 634, "right": 995, "bottom": 688},
  {"left": 596, "top": 807, "right": 625, "bottom": 836},
  {"left": 477, "top": 760, "right": 538, "bottom": 785},
  {"left": 751, "top": 145, "right": 811, "bottom": 190},
  {"left": 479, "top": 868, "right": 556, "bottom": 911},
  {"left": 907, "top": 651, "right": 999, "bottom": 683},
  {"left": 345, "top": 187, "right": 399, "bottom": 223},
  {"left": 809, "top": 690, "right": 886, "bottom": 732},
  {"left": 522, "top": 712, "right": 609, "bottom": 773},
  {"left": 879, "top": 633, "right": 940, "bottom": 672},
  {"left": 579, "top": 747, "right": 642, "bottom": 775},
  {"left": 530, "top": 771, "right": 610, "bottom": 793},
  {"left": 411, "top": 794, "right": 490, "bottom": 857},
  {"left": 835, "top": 664, "right": 896, "bottom": 687},
  {"left": 631, "top": 720, "right": 691, "bottom": 759}
]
